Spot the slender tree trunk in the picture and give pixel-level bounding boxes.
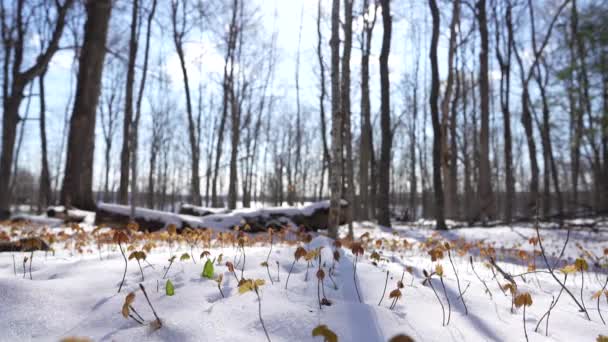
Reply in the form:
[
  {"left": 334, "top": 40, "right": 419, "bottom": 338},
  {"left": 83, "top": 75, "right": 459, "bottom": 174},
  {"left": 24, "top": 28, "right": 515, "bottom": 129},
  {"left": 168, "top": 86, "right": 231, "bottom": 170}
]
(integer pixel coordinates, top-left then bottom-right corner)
[
  {"left": 494, "top": 0, "right": 515, "bottom": 222},
  {"left": 475, "top": 0, "right": 494, "bottom": 222},
  {"left": 38, "top": 68, "right": 51, "bottom": 211},
  {"left": 119, "top": 0, "right": 139, "bottom": 205},
  {"left": 328, "top": 0, "right": 342, "bottom": 237},
  {"left": 61, "top": 0, "right": 112, "bottom": 210},
  {"left": 377, "top": 0, "right": 392, "bottom": 227},
  {"left": 131, "top": 0, "right": 156, "bottom": 215},
  {"left": 359, "top": 0, "right": 376, "bottom": 221},
  {"left": 341, "top": 0, "right": 355, "bottom": 236},
  {"left": 316, "top": 0, "right": 330, "bottom": 202},
  {"left": 429, "top": 0, "right": 447, "bottom": 230},
  {"left": 440, "top": 0, "right": 460, "bottom": 219},
  {"left": 171, "top": 0, "right": 201, "bottom": 206}
]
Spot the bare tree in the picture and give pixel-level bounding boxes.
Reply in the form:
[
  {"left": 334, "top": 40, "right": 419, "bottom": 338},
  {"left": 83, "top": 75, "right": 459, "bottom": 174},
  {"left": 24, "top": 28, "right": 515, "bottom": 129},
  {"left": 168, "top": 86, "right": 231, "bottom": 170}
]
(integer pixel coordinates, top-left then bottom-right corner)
[
  {"left": 171, "top": 0, "right": 202, "bottom": 205},
  {"left": 61, "top": 0, "right": 112, "bottom": 210},
  {"left": 428, "top": 0, "right": 447, "bottom": 230},
  {"left": 0, "top": 0, "right": 74, "bottom": 218},
  {"left": 376, "top": 0, "right": 392, "bottom": 227},
  {"left": 328, "top": 0, "right": 342, "bottom": 237}
]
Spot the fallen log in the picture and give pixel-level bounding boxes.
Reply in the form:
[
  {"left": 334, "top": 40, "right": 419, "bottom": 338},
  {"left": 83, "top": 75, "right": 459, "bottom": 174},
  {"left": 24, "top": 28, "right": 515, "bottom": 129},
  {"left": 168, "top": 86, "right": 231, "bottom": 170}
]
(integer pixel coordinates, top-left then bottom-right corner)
[{"left": 0, "top": 237, "right": 50, "bottom": 252}]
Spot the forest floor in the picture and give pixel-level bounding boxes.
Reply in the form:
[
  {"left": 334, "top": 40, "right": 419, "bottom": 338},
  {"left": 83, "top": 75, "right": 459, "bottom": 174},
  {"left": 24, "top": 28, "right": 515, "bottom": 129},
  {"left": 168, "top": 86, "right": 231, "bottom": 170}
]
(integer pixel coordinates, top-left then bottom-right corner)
[{"left": 1, "top": 213, "right": 607, "bottom": 342}]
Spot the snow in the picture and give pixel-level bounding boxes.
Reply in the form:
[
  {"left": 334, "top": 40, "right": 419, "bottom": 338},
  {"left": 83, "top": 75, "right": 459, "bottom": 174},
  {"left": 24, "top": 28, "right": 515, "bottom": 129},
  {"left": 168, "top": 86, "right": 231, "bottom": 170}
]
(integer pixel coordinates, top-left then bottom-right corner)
[{"left": 1, "top": 218, "right": 607, "bottom": 341}]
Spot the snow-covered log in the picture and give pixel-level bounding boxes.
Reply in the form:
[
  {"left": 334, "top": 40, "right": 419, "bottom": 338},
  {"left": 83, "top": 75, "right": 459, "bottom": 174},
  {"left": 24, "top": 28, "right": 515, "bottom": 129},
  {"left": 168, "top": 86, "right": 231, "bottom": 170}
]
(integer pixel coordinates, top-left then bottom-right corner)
[{"left": 95, "top": 200, "right": 349, "bottom": 232}]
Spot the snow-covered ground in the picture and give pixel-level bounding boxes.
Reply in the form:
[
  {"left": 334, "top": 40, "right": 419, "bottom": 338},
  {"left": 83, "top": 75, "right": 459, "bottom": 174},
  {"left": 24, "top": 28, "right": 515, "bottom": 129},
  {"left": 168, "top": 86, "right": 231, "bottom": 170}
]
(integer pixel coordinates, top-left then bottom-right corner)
[{"left": 1, "top": 218, "right": 607, "bottom": 341}]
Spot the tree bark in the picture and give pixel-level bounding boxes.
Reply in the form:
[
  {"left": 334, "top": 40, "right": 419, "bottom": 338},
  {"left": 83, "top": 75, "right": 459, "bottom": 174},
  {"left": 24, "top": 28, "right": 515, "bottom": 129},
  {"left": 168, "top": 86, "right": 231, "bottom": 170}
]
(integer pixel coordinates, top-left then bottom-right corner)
[
  {"left": 316, "top": 0, "right": 331, "bottom": 201},
  {"left": 328, "top": 0, "right": 342, "bottom": 237},
  {"left": 475, "top": 0, "right": 494, "bottom": 222},
  {"left": 494, "top": 0, "right": 515, "bottom": 222},
  {"left": 440, "top": 0, "right": 460, "bottom": 219},
  {"left": 377, "top": 0, "right": 392, "bottom": 227},
  {"left": 38, "top": 68, "right": 51, "bottom": 211},
  {"left": 359, "top": 0, "right": 376, "bottom": 221},
  {"left": 428, "top": 0, "right": 447, "bottom": 230},
  {"left": 61, "top": 0, "right": 112, "bottom": 210},
  {"left": 119, "top": 0, "right": 139, "bottom": 205},
  {"left": 341, "top": 0, "right": 355, "bottom": 236}
]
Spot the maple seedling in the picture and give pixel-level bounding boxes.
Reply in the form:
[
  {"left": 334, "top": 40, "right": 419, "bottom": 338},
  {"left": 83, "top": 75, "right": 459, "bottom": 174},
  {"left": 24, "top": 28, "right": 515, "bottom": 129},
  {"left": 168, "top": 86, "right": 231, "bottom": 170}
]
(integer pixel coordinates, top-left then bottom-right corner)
[
  {"left": 514, "top": 292, "right": 533, "bottom": 342},
  {"left": 591, "top": 275, "right": 608, "bottom": 325},
  {"left": 575, "top": 258, "right": 589, "bottom": 315},
  {"left": 311, "top": 324, "right": 337, "bottom": 342},
  {"left": 351, "top": 242, "right": 364, "bottom": 303},
  {"left": 163, "top": 255, "right": 176, "bottom": 279},
  {"left": 378, "top": 270, "right": 390, "bottom": 306},
  {"left": 121, "top": 292, "right": 144, "bottom": 325},
  {"left": 21, "top": 238, "right": 42, "bottom": 280},
  {"left": 423, "top": 269, "right": 446, "bottom": 326},
  {"left": 316, "top": 250, "right": 331, "bottom": 309},
  {"left": 113, "top": 231, "right": 130, "bottom": 293},
  {"left": 285, "top": 246, "right": 306, "bottom": 290},
  {"left": 226, "top": 261, "right": 239, "bottom": 283},
  {"left": 216, "top": 274, "right": 225, "bottom": 298},
  {"left": 128, "top": 250, "right": 147, "bottom": 282},
  {"left": 239, "top": 279, "right": 271, "bottom": 342},
  {"left": 445, "top": 242, "right": 468, "bottom": 315},
  {"left": 435, "top": 264, "right": 452, "bottom": 325}
]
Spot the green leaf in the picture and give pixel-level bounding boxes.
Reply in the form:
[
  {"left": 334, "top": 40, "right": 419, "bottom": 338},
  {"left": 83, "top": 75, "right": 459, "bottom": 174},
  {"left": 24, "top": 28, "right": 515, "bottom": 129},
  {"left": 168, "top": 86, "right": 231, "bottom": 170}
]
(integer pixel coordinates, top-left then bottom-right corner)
[
  {"left": 202, "top": 259, "right": 214, "bottom": 279},
  {"left": 166, "top": 279, "right": 175, "bottom": 296}
]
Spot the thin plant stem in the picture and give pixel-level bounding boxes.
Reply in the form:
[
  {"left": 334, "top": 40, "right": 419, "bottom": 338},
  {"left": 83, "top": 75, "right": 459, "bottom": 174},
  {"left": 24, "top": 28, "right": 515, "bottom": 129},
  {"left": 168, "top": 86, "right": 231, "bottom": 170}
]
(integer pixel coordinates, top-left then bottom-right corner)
[
  {"left": 378, "top": 270, "right": 389, "bottom": 306},
  {"left": 139, "top": 284, "right": 162, "bottom": 328},
  {"left": 162, "top": 259, "right": 173, "bottom": 279},
  {"left": 285, "top": 260, "right": 296, "bottom": 289},
  {"left": 353, "top": 254, "right": 362, "bottom": 303},
  {"left": 448, "top": 249, "right": 467, "bottom": 314},
  {"left": 597, "top": 276, "right": 607, "bottom": 325},
  {"left": 428, "top": 277, "right": 446, "bottom": 326},
  {"left": 28, "top": 251, "right": 33, "bottom": 280},
  {"left": 137, "top": 259, "right": 144, "bottom": 282},
  {"left": 118, "top": 243, "right": 127, "bottom": 293},
  {"left": 255, "top": 288, "right": 271, "bottom": 342},
  {"left": 439, "top": 276, "right": 451, "bottom": 325},
  {"left": 523, "top": 305, "right": 528, "bottom": 342}
]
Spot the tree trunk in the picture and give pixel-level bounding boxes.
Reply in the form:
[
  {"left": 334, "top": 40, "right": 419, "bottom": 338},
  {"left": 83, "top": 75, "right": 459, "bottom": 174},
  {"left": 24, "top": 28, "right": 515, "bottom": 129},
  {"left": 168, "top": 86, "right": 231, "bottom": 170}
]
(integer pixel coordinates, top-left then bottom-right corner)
[
  {"left": 119, "top": 0, "right": 139, "bottom": 205},
  {"left": 38, "top": 68, "right": 51, "bottom": 212},
  {"left": 440, "top": 0, "right": 460, "bottom": 219},
  {"left": 494, "top": 0, "right": 515, "bottom": 222},
  {"left": 131, "top": 0, "right": 156, "bottom": 216},
  {"left": 341, "top": 0, "right": 355, "bottom": 236},
  {"left": 377, "top": 0, "right": 392, "bottom": 227},
  {"left": 61, "top": 0, "right": 112, "bottom": 210},
  {"left": 316, "top": 0, "right": 330, "bottom": 201},
  {"left": 328, "top": 0, "right": 342, "bottom": 237},
  {"left": 171, "top": 0, "right": 201, "bottom": 206},
  {"left": 475, "top": 0, "right": 494, "bottom": 222},
  {"left": 359, "top": 0, "right": 376, "bottom": 221},
  {"left": 428, "top": 0, "right": 447, "bottom": 230}
]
